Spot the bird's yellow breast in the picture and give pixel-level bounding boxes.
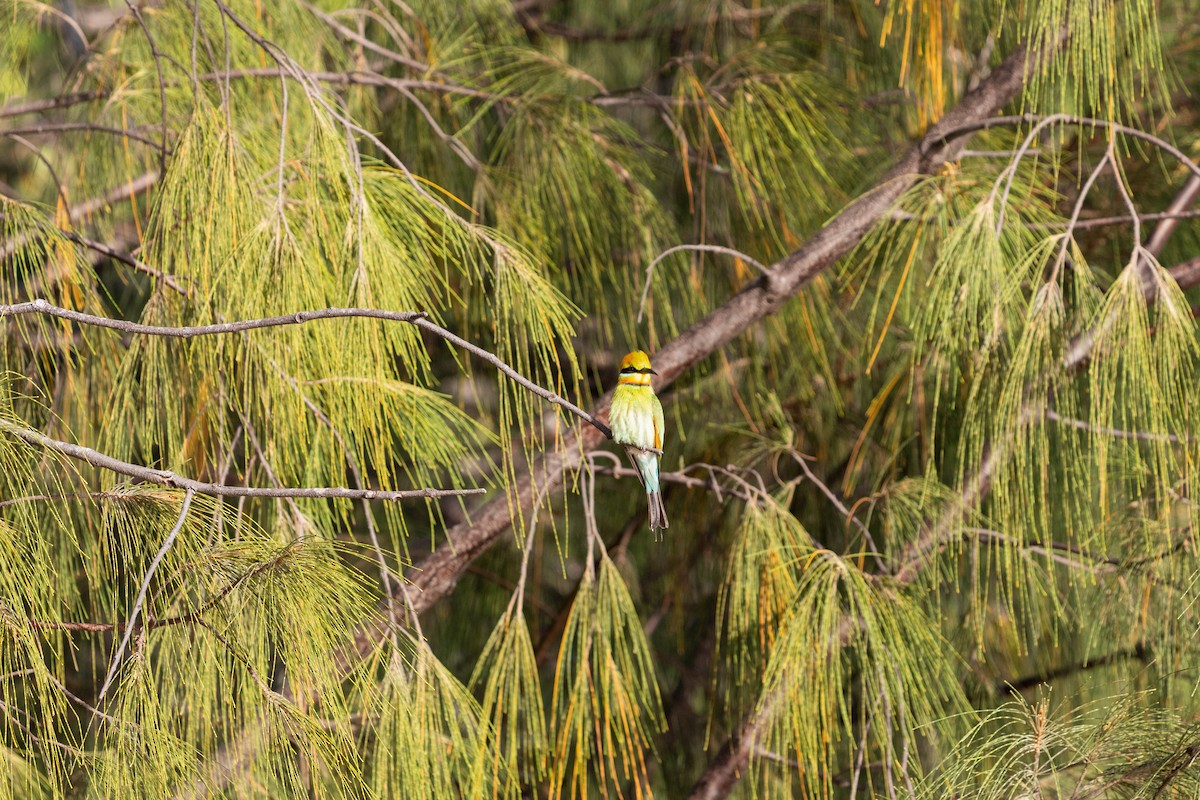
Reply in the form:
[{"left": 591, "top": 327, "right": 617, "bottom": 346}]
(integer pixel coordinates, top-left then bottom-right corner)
[{"left": 610, "top": 383, "right": 661, "bottom": 450}]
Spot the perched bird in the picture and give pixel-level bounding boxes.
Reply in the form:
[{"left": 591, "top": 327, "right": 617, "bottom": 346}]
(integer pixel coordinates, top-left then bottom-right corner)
[{"left": 609, "top": 350, "right": 668, "bottom": 531}]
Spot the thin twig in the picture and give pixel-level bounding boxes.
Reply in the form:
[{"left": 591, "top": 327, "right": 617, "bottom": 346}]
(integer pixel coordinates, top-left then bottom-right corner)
[
  {"left": 589, "top": 450, "right": 794, "bottom": 507},
  {"left": 0, "top": 699, "right": 84, "bottom": 757},
  {"left": 194, "top": 618, "right": 278, "bottom": 698},
  {"left": 0, "top": 491, "right": 110, "bottom": 508},
  {"left": 47, "top": 674, "right": 126, "bottom": 726},
  {"left": 123, "top": 0, "right": 173, "bottom": 177},
  {"left": 0, "top": 90, "right": 109, "bottom": 120},
  {"left": 1045, "top": 409, "right": 1183, "bottom": 444},
  {"left": 97, "top": 489, "right": 196, "bottom": 703},
  {"left": 62, "top": 231, "right": 190, "bottom": 295},
  {"left": 194, "top": 67, "right": 495, "bottom": 101},
  {"left": 28, "top": 538, "right": 312, "bottom": 658},
  {"left": 0, "top": 171, "right": 159, "bottom": 262},
  {"left": 296, "top": 387, "right": 413, "bottom": 638},
  {"left": 934, "top": 114, "right": 1200, "bottom": 184},
  {"left": 848, "top": 715, "right": 873, "bottom": 799},
  {"left": 1047, "top": 151, "right": 1111, "bottom": 285},
  {"left": 69, "top": 170, "right": 160, "bottom": 220},
  {"left": 0, "top": 299, "right": 424, "bottom": 337},
  {"left": 1108, "top": 140, "right": 1144, "bottom": 256},
  {"left": 412, "top": 316, "right": 613, "bottom": 438},
  {"left": 588, "top": 456, "right": 751, "bottom": 502},
  {"left": 637, "top": 244, "right": 769, "bottom": 323},
  {"left": 789, "top": 451, "right": 883, "bottom": 566},
  {"left": 232, "top": 399, "right": 307, "bottom": 531},
  {"left": 0, "top": 122, "right": 169, "bottom": 152},
  {"left": 1032, "top": 208, "right": 1200, "bottom": 231},
  {"left": 5, "top": 135, "right": 69, "bottom": 212},
  {"left": 298, "top": 0, "right": 428, "bottom": 71},
  {"left": 990, "top": 113, "right": 1075, "bottom": 233}
]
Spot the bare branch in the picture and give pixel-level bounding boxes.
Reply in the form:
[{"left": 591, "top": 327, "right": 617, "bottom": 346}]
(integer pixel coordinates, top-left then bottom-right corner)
[
  {"left": 0, "top": 491, "right": 110, "bottom": 508},
  {"left": 1047, "top": 150, "right": 1112, "bottom": 284},
  {"left": 122, "top": 0, "right": 171, "bottom": 173},
  {"left": 0, "top": 299, "right": 612, "bottom": 437},
  {"left": 47, "top": 674, "right": 127, "bottom": 727},
  {"left": 0, "top": 416, "right": 483, "bottom": 502},
  {"left": 61, "top": 231, "right": 190, "bottom": 295},
  {"left": 412, "top": 316, "right": 613, "bottom": 439},
  {"left": 0, "top": 298, "right": 424, "bottom": 338},
  {"left": 588, "top": 450, "right": 777, "bottom": 506},
  {"left": 68, "top": 170, "right": 160, "bottom": 220},
  {"left": 789, "top": 451, "right": 885, "bottom": 570},
  {"left": 297, "top": 0, "right": 428, "bottom": 72},
  {"left": 215, "top": 65, "right": 496, "bottom": 100}
]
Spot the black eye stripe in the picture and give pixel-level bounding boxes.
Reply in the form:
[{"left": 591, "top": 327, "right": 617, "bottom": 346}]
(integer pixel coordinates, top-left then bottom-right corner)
[{"left": 620, "top": 367, "right": 655, "bottom": 374}]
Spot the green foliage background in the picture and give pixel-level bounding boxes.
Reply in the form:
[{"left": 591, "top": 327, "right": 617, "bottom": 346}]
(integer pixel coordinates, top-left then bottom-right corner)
[{"left": 2, "top": 0, "right": 1200, "bottom": 797}]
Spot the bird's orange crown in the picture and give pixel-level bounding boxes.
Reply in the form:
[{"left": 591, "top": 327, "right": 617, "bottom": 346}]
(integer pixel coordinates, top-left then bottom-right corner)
[{"left": 620, "top": 350, "right": 654, "bottom": 373}]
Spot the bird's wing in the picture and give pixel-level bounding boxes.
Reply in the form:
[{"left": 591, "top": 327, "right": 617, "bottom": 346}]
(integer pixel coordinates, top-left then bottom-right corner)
[{"left": 652, "top": 395, "right": 665, "bottom": 452}]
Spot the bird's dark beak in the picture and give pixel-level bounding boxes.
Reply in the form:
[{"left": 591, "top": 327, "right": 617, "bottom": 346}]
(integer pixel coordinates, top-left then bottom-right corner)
[{"left": 650, "top": 369, "right": 658, "bottom": 375}]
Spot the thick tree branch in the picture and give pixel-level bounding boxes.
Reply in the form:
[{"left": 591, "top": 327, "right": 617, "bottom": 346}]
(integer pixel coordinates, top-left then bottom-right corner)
[
  {"left": 1146, "top": 176, "right": 1200, "bottom": 257},
  {"left": 193, "top": 34, "right": 1047, "bottom": 798},
  {"left": 683, "top": 41, "right": 1052, "bottom": 800},
  {"left": 449, "top": 14, "right": 1033, "bottom": 633}
]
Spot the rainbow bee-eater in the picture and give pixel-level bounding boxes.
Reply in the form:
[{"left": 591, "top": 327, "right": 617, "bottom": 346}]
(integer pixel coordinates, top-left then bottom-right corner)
[{"left": 610, "top": 350, "right": 668, "bottom": 531}]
